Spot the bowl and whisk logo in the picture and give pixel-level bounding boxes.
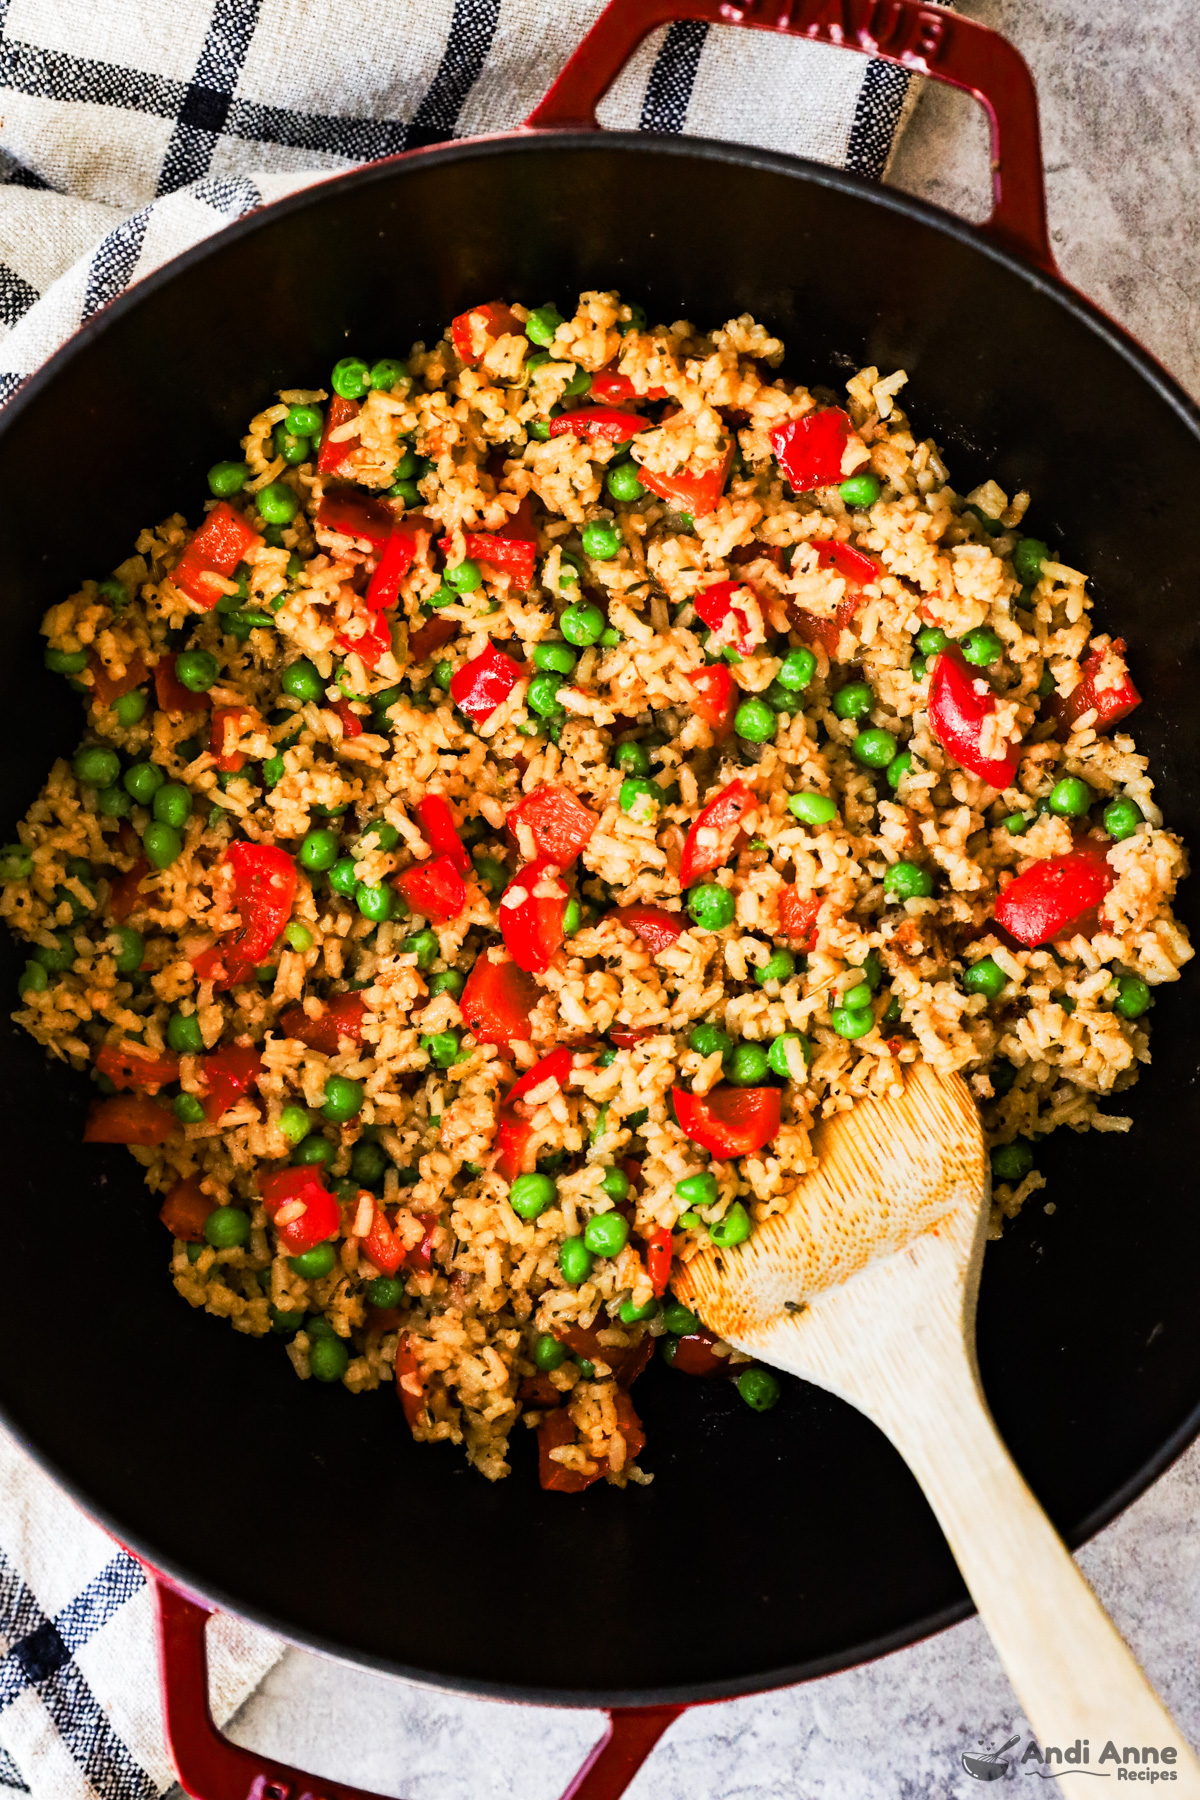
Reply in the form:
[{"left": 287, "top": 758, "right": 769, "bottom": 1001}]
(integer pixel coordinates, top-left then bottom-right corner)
[{"left": 961, "top": 1735, "right": 1183, "bottom": 1781}]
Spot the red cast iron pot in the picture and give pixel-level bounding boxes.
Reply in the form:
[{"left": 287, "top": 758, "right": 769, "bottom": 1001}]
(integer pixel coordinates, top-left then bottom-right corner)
[{"left": 0, "top": 3, "right": 1198, "bottom": 1796}]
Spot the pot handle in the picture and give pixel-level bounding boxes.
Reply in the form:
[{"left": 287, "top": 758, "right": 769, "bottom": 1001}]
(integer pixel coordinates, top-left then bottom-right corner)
[
  {"left": 153, "top": 1578, "right": 683, "bottom": 1800},
  {"left": 524, "top": 0, "right": 1055, "bottom": 275}
]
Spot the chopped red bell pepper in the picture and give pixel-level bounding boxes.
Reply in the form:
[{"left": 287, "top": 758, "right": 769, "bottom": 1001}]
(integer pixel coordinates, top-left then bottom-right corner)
[
  {"left": 394, "top": 853, "right": 467, "bottom": 923},
  {"left": 679, "top": 778, "right": 757, "bottom": 888},
  {"left": 192, "top": 841, "right": 297, "bottom": 990},
  {"left": 316, "top": 394, "right": 360, "bottom": 474},
  {"left": 548, "top": 405, "right": 648, "bottom": 445},
  {"left": 335, "top": 610, "right": 392, "bottom": 670},
  {"left": 331, "top": 697, "right": 363, "bottom": 738},
  {"left": 786, "top": 594, "right": 860, "bottom": 659},
  {"left": 613, "top": 1389, "right": 646, "bottom": 1457},
  {"left": 94, "top": 1041, "right": 179, "bottom": 1094},
  {"left": 449, "top": 642, "right": 523, "bottom": 723},
  {"left": 590, "top": 368, "right": 667, "bottom": 404},
  {"left": 643, "top": 1225, "right": 672, "bottom": 1297},
  {"left": 609, "top": 1027, "right": 655, "bottom": 1050},
  {"left": 814, "top": 539, "right": 879, "bottom": 586},
  {"left": 407, "top": 1213, "right": 437, "bottom": 1272},
  {"left": 362, "top": 1201, "right": 404, "bottom": 1278},
  {"left": 499, "top": 857, "right": 567, "bottom": 974},
  {"left": 695, "top": 579, "right": 762, "bottom": 654},
  {"left": 493, "top": 1049, "right": 584, "bottom": 1178},
  {"left": 210, "top": 706, "right": 251, "bottom": 772},
  {"left": 394, "top": 1333, "right": 426, "bottom": 1429},
  {"left": 88, "top": 650, "right": 147, "bottom": 708},
  {"left": 1048, "top": 638, "right": 1142, "bottom": 738},
  {"left": 415, "top": 794, "right": 471, "bottom": 876},
  {"left": 928, "top": 646, "right": 1023, "bottom": 789},
  {"left": 686, "top": 664, "right": 737, "bottom": 738},
  {"left": 108, "top": 859, "right": 148, "bottom": 924},
  {"left": 278, "top": 992, "right": 367, "bottom": 1053},
  {"left": 520, "top": 1371, "right": 564, "bottom": 1407},
  {"left": 503, "top": 1045, "right": 577, "bottom": 1111},
  {"left": 609, "top": 906, "right": 684, "bottom": 953},
  {"left": 451, "top": 301, "right": 524, "bottom": 366},
  {"left": 671, "top": 1329, "right": 725, "bottom": 1377},
  {"left": 993, "top": 841, "right": 1114, "bottom": 947},
  {"left": 364, "top": 520, "right": 427, "bottom": 614},
  {"left": 494, "top": 1114, "right": 535, "bottom": 1183},
  {"left": 537, "top": 1408, "right": 603, "bottom": 1493},
  {"left": 173, "top": 503, "right": 262, "bottom": 609},
  {"left": 407, "top": 615, "right": 458, "bottom": 664},
  {"left": 771, "top": 408, "right": 853, "bottom": 491},
  {"left": 506, "top": 784, "right": 597, "bottom": 866},
  {"left": 639, "top": 443, "right": 733, "bottom": 518},
  {"left": 83, "top": 1092, "right": 173, "bottom": 1145},
  {"left": 460, "top": 954, "right": 538, "bottom": 1044},
  {"left": 439, "top": 528, "right": 538, "bottom": 590},
  {"left": 202, "top": 1043, "right": 263, "bottom": 1123},
  {"left": 672, "top": 1084, "right": 781, "bottom": 1159},
  {"left": 159, "top": 1175, "right": 216, "bottom": 1243},
  {"left": 730, "top": 540, "right": 784, "bottom": 569},
  {"left": 259, "top": 1166, "right": 340, "bottom": 1256},
  {"left": 778, "top": 887, "right": 821, "bottom": 950},
  {"left": 554, "top": 1320, "right": 651, "bottom": 1387},
  {"left": 316, "top": 488, "right": 395, "bottom": 548},
  {"left": 154, "top": 653, "right": 212, "bottom": 715}
]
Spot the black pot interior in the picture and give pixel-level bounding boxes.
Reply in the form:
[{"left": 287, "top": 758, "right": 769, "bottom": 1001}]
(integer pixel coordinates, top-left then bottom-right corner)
[{"left": 0, "top": 137, "right": 1197, "bottom": 1705}]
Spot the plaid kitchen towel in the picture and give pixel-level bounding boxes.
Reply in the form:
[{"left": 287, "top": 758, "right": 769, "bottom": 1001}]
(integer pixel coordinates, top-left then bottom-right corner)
[{"left": 0, "top": 1, "right": 926, "bottom": 1794}]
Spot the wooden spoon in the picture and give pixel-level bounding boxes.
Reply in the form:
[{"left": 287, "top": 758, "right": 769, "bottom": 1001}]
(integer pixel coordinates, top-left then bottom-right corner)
[{"left": 674, "top": 1063, "right": 1200, "bottom": 1779}]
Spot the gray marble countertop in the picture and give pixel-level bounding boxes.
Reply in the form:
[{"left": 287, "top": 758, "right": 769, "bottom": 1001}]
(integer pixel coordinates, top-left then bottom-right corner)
[{"left": 199, "top": 6, "right": 1200, "bottom": 1793}]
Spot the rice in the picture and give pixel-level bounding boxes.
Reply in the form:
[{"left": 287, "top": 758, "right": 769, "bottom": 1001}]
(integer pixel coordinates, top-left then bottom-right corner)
[{"left": 3, "top": 288, "right": 1189, "bottom": 1488}]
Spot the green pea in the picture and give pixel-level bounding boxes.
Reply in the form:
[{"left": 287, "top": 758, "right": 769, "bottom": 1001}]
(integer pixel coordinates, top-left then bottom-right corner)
[
  {"left": 31, "top": 933, "right": 73, "bottom": 973},
  {"left": 838, "top": 473, "right": 881, "bottom": 508},
  {"left": 207, "top": 460, "right": 249, "bottom": 496},
  {"left": 474, "top": 854, "right": 507, "bottom": 893},
  {"left": 773, "top": 646, "right": 816, "bottom": 695},
  {"left": 841, "top": 981, "right": 873, "bottom": 1011},
  {"left": 618, "top": 1297, "right": 658, "bottom": 1324},
  {"left": 321, "top": 1075, "right": 364, "bottom": 1124},
  {"left": 782, "top": 793, "right": 834, "bottom": 832},
  {"left": 260, "top": 755, "right": 286, "bottom": 790},
  {"left": 307, "top": 1311, "right": 338, "bottom": 1336},
  {"left": 614, "top": 741, "right": 651, "bottom": 776},
  {"left": 280, "top": 659, "right": 324, "bottom": 703},
  {"left": 106, "top": 926, "right": 143, "bottom": 976},
  {"left": 595, "top": 1047, "right": 617, "bottom": 1068},
  {"left": 961, "top": 627, "right": 1004, "bottom": 667},
  {"left": 369, "top": 358, "right": 407, "bottom": 392},
  {"left": 831, "top": 1004, "right": 875, "bottom": 1039},
  {"left": 273, "top": 426, "right": 311, "bottom": 467},
  {"left": 990, "top": 1139, "right": 1034, "bottom": 1183},
  {"left": 617, "top": 303, "right": 648, "bottom": 334},
  {"left": 367, "top": 1275, "right": 405, "bottom": 1310},
  {"left": 509, "top": 1172, "right": 557, "bottom": 1221},
  {"left": 735, "top": 697, "right": 776, "bottom": 743},
  {"left": 1113, "top": 974, "right": 1151, "bottom": 1020},
  {"left": 676, "top": 1171, "right": 718, "bottom": 1206},
  {"left": 309, "top": 1332, "right": 350, "bottom": 1383},
  {"left": 853, "top": 728, "right": 898, "bottom": 770},
  {"left": 599, "top": 626, "right": 621, "bottom": 647},
  {"left": 588, "top": 1166, "right": 624, "bottom": 1207},
  {"left": 529, "top": 1334, "right": 566, "bottom": 1379},
  {"left": 737, "top": 1367, "right": 781, "bottom": 1411},
  {"left": 1036, "top": 669, "right": 1056, "bottom": 699},
  {"left": 1014, "top": 537, "right": 1049, "bottom": 585},
  {"left": 152, "top": 782, "right": 192, "bottom": 829},
  {"left": 606, "top": 461, "right": 645, "bottom": 503},
  {"left": 288, "top": 1242, "right": 337, "bottom": 1278},
  {"left": 278, "top": 921, "right": 311, "bottom": 955},
  {"left": 428, "top": 969, "right": 465, "bottom": 999},
  {"left": 347, "top": 1138, "right": 387, "bottom": 1185},
  {"left": 662, "top": 1300, "right": 700, "bottom": 1335},
  {"left": 143, "top": 822, "right": 182, "bottom": 869},
  {"left": 404, "top": 929, "right": 439, "bottom": 969},
  {"left": 17, "top": 960, "right": 47, "bottom": 998},
  {"left": 886, "top": 752, "right": 913, "bottom": 792},
  {"left": 916, "top": 627, "right": 950, "bottom": 656},
  {"left": 1103, "top": 796, "right": 1143, "bottom": 841},
  {"left": 278, "top": 1104, "right": 312, "bottom": 1147},
  {"left": 727, "top": 1042, "right": 770, "bottom": 1085},
  {"left": 525, "top": 306, "right": 564, "bottom": 346},
  {"left": 687, "top": 884, "right": 735, "bottom": 931},
  {"left": 446, "top": 558, "right": 482, "bottom": 593},
  {"left": 257, "top": 482, "right": 299, "bottom": 525},
  {"left": 910, "top": 655, "right": 928, "bottom": 681},
  {"left": 832, "top": 681, "right": 873, "bottom": 722},
  {"left": 709, "top": 1201, "right": 752, "bottom": 1247},
  {"left": 963, "top": 957, "right": 1008, "bottom": 1000},
  {"left": 562, "top": 897, "right": 582, "bottom": 935},
  {"left": 113, "top": 688, "right": 148, "bottom": 728},
  {"left": 96, "top": 785, "right": 131, "bottom": 819},
  {"left": 617, "top": 777, "right": 658, "bottom": 818},
  {"left": 528, "top": 419, "right": 553, "bottom": 443},
  {"left": 291, "top": 1135, "right": 333, "bottom": 1167},
  {"left": 361, "top": 819, "right": 399, "bottom": 851},
  {"left": 689, "top": 1022, "right": 732, "bottom": 1059},
  {"left": 581, "top": 521, "right": 621, "bottom": 561},
  {"left": 331, "top": 356, "right": 370, "bottom": 399},
  {"left": 1048, "top": 776, "right": 1092, "bottom": 818},
  {"left": 46, "top": 647, "right": 89, "bottom": 676},
  {"left": 559, "top": 1236, "right": 593, "bottom": 1286},
  {"left": 421, "top": 1030, "right": 461, "bottom": 1069},
  {"left": 532, "top": 642, "right": 576, "bottom": 675},
  {"left": 299, "top": 828, "right": 339, "bottom": 873},
  {"left": 167, "top": 1011, "right": 205, "bottom": 1054},
  {"left": 172, "top": 1092, "right": 203, "bottom": 1124},
  {"left": 755, "top": 950, "right": 796, "bottom": 986},
  {"left": 562, "top": 366, "right": 591, "bottom": 398},
  {"left": 1003, "top": 812, "right": 1031, "bottom": 835},
  {"left": 284, "top": 403, "right": 323, "bottom": 438},
  {"left": 270, "top": 1305, "right": 307, "bottom": 1334},
  {"left": 583, "top": 1210, "right": 630, "bottom": 1258},
  {"left": 884, "top": 861, "right": 933, "bottom": 901},
  {"left": 356, "top": 881, "right": 394, "bottom": 922},
  {"left": 560, "top": 601, "right": 606, "bottom": 646},
  {"left": 0, "top": 844, "right": 31, "bottom": 882},
  {"left": 329, "top": 857, "right": 359, "bottom": 897},
  {"left": 73, "top": 745, "right": 120, "bottom": 789},
  {"left": 524, "top": 672, "right": 564, "bottom": 719},
  {"left": 204, "top": 1206, "right": 251, "bottom": 1250},
  {"left": 768, "top": 1032, "right": 810, "bottom": 1078}
]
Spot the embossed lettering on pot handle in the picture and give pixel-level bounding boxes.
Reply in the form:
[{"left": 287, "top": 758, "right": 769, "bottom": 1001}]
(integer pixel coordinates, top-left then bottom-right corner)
[{"left": 525, "top": 0, "right": 1056, "bottom": 275}]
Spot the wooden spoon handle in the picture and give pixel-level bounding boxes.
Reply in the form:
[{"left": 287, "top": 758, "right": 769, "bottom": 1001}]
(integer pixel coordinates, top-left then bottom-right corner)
[{"left": 864, "top": 1331, "right": 1200, "bottom": 1779}]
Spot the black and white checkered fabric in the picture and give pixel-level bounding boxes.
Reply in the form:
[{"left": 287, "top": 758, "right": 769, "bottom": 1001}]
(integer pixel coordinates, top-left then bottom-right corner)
[
  {"left": 0, "top": 0, "right": 922, "bottom": 408},
  {"left": 0, "top": 3, "right": 922, "bottom": 1792}
]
